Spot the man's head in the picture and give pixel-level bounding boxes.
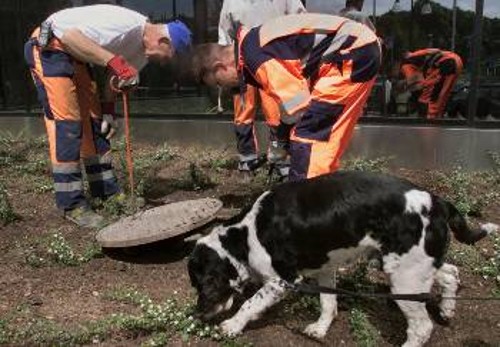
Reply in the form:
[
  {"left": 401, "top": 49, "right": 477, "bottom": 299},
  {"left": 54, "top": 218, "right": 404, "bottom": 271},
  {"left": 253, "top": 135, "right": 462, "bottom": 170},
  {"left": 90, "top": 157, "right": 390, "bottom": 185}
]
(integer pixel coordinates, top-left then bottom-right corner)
[
  {"left": 191, "top": 43, "right": 239, "bottom": 88},
  {"left": 144, "top": 20, "right": 192, "bottom": 64},
  {"left": 345, "top": 0, "right": 364, "bottom": 11}
]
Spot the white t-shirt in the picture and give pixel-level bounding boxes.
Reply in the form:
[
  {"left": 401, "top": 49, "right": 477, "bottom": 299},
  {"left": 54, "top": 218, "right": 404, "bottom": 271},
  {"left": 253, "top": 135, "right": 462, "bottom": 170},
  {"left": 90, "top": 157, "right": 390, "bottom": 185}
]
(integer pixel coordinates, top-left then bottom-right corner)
[
  {"left": 218, "top": 0, "right": 306, "bottom": 46},
  {"left": 48, "top": 4, "right": 148, "bottom": 70}
]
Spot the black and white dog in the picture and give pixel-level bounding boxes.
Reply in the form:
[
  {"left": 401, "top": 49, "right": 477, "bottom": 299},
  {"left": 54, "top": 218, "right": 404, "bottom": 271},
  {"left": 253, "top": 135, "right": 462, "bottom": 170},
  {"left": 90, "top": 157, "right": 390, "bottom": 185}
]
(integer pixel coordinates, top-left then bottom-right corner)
[{"left": 188, "top": 171, "right": 497, "bottom": 347}]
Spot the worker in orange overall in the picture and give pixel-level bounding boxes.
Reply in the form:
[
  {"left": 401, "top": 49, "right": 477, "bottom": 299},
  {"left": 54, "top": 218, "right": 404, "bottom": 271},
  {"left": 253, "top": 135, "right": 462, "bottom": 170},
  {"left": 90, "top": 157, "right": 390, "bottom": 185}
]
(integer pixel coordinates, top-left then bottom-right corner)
[
  {"left": 399, "top": 48, "right": 463, "bottom": 118},
  {"left": 24, "top": 4, "right": 192, "bottom": 228},
  {"left": 192, "top": 13, "right": 381, "bottom": 181},
  {"left": 218, "top": 0, "right": 306, "bottom": 177}
]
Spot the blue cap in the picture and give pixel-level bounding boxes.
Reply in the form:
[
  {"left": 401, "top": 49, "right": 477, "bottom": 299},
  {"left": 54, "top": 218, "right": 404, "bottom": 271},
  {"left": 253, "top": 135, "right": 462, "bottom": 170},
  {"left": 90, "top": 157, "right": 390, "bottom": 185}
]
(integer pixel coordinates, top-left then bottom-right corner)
[{"left": 165, "top": 20, "right": 192, "bottom": 55}]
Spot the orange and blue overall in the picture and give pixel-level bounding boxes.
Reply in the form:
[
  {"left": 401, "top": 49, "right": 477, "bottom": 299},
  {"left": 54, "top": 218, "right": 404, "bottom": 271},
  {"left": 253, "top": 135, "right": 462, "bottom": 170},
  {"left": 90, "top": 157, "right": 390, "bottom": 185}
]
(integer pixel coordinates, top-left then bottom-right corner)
[
  {"left": 237, "top": 14, "right": 381, "bottom": 181},
  {"left": 233, "top": 86, "right": 281, "bottom": 163},
  {"left": 24, "top": 28, "right": 120, "bottom": 211},
  {"left": 401, "top": 49, "right": 463, "bottom": 118}
]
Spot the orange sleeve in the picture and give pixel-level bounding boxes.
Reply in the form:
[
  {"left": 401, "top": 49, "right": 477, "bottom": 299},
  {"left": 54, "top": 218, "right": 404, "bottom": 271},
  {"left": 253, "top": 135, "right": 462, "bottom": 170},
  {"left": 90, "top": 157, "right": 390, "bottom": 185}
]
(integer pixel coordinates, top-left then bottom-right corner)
[
  {"left": 400, "top": 63, "right": 419, "bottom": 80},
  {"left": 254, "top": 58, "right": 310, "bottom": 117}
]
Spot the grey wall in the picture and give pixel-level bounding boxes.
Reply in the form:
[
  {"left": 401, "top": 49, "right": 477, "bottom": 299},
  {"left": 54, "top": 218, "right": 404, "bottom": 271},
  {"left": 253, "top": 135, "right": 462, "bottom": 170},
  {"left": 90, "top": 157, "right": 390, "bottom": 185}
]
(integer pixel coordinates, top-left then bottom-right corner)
[{"left": 1, "top": 116, "right": 499, "bottom": 170}]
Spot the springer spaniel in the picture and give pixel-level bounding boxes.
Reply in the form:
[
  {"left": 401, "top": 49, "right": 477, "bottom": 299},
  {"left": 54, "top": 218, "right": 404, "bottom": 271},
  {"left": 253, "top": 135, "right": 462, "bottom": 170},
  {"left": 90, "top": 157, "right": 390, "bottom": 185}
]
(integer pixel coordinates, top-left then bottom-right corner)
[{"left": 188, "top": 171, "right": 497, "bottom": 347}]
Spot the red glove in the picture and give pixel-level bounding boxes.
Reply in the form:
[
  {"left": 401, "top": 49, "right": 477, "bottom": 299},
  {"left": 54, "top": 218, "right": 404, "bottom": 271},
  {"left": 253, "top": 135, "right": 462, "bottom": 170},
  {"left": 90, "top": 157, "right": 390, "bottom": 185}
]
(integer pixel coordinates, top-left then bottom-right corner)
[{"left": 106, "top": 55, "right": 139, "bottom": 90}]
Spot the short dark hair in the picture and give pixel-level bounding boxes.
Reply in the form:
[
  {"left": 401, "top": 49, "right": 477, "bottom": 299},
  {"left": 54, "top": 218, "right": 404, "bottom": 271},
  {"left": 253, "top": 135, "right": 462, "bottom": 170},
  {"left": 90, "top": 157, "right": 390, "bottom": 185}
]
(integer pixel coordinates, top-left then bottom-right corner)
[
  {"left": 345, "top": 0, "right": 364, "bottom": 11},
  {"left": 190, "top": 43, "right": 225, "bottom": 84}
]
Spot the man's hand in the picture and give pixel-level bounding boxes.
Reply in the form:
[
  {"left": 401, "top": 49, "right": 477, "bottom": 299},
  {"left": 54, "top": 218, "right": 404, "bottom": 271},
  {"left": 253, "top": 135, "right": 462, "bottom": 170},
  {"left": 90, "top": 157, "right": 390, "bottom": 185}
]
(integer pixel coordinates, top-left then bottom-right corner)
[
  {"left": 106, "top": 55, "right": 139, "bottom": 90},
  {"left": 100, "top": 102, "right": 118, "bottom": 139}
]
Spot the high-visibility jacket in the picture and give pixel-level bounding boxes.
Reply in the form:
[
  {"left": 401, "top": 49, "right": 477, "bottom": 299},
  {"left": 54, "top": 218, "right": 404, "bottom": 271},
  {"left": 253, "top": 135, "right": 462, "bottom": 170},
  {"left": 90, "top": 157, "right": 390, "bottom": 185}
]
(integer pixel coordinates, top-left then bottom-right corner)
[
  {"left": 401, "top": 49, "right": 463, "bottom": 118},
  {"left": 219, "top": 0, "right": 306, "bottom": 163},
  {"left": 236, "top": 13, "right": 381, "bottom": 180}
]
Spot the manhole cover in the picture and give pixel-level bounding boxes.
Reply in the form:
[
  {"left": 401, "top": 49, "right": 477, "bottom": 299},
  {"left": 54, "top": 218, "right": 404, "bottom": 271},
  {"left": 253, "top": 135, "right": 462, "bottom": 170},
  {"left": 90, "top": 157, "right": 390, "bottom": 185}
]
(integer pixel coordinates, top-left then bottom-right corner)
[{"left": 96, "top": 198, "right": 223, "bottom": 248}]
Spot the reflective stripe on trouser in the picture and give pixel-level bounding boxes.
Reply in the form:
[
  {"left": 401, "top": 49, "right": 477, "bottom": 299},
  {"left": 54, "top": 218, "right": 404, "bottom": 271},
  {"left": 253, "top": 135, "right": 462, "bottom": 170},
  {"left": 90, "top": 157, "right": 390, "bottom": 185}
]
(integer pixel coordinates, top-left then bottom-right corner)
[
  {"left": 419, "top": 54, "right": 463, "bottom": 118},
  {"left": 233, "top": 84, "right": 281, "bottom": 159},
  {"left": 84, "top": 155, "right": 120, "bottom": 199},
  {"left": 24, "top": 32, "right": 119, "bottom": 210},
  {"left": 289, "top": 53, "right": 378, "bottom": 181}
]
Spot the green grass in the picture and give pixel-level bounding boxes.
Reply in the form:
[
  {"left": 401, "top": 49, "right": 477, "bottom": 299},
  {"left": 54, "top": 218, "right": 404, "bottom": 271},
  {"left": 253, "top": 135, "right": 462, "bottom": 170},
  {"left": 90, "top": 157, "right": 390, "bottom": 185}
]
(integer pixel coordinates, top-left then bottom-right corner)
[
  {"left": 349, "top": 307, "right": 380, "bottom": 347},
  {"left": 447, "top": 234, "right": 500, "bottom": 285},
  {"left": 24, "top": 232, "right": 103, "bottom": 268},
  {"left": 343, "top": 156, "right": 392, "bottom": 173},
  {"left": 0, "top": 288, "right": 249, "bottom": 346},
  {"left": 436, "top": 165, "right": 498, "bottom": 217},
  {"left": 0, "top": 182, "right": 18, "bottom": 225}
]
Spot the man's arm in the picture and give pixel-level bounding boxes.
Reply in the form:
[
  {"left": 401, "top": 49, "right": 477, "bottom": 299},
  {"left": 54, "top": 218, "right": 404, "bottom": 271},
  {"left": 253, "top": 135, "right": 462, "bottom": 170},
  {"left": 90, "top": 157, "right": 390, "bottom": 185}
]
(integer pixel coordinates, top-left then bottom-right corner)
[
  {"left": 218, "top": 0, "right": 235, "bottom": 46},
  {"left": 59, "top": 28, "right": 114, "bottom": 66},
  {"left": 254, "top": 59, "right": 310, "bottom": 123}
]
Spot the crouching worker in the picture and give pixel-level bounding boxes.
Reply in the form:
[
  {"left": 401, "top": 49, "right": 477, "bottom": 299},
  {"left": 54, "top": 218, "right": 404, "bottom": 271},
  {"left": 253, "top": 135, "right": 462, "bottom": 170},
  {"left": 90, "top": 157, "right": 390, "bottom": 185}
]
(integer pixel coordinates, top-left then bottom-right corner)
[
  {"left": 24, "top": 4, "right": 192, "bottom": 228},
  {"left": 192, "top": 13, "right": 381, "bottom": 181},
  {"left": 398, "top": 49, "right": 463, "bottom": 119}
]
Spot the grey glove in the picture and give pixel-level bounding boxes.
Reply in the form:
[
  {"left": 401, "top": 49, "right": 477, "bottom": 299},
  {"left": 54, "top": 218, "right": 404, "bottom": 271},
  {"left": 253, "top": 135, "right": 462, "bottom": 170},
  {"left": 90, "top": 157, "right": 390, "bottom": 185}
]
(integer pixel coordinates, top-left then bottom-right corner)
[{"left": 101, "top": 114, "right": 118, "bottom": 140}]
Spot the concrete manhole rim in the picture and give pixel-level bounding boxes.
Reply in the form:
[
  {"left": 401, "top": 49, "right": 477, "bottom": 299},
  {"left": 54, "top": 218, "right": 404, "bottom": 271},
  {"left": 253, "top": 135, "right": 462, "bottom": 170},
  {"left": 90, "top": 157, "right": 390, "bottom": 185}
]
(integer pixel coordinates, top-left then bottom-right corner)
[{"left": 96, "top": 198, "right": 223, "bottom": 248}]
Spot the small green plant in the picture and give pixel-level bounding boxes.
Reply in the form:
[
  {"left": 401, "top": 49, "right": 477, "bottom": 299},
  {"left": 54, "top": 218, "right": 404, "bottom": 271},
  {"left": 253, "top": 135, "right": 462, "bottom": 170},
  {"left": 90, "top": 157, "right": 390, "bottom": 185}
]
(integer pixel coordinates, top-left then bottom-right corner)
[
  {"left": 151, "top": 144, "right": 174, "bottom": 163},
  {"left": 26, "top": 252, "right": 46, "bottom": 268},
  {"left": 446, "top": 243, "right": 484, "bottom": 271},
  {"left": 32, "top": 177, "right": 54, "bottom": 194},
  {"left": 46, "top": 232, "right": 102, "bottom": 266},
  {"left": 105, "top": 288, "right": 250, "bottom": 346},
  {"left": 344, "top": 156, "right": 391, "bottom": 172},
  {"left": 0, "top": 182, "right": 18, "bottom": 225},
  {"left": 349, "top": 307, "right": 379, "bottom": 347},
  {"left": 14, "top": 158, "right": 49, "bottom": 176},
  {"left": 447, "top": 234, "right": 499, "bottom": 285},
  {"left": 283, "top": 293, "right": 321, "bottom": 316},
  {"left": 0, "top": 319, "right": 8, "bottom": 344},
  {"left": 207, "top": 157, "right": 239, "bottom": 171},
  {"left": 0, "top": 133, "right": 47, "bottom": 167},
  {"left": 142, "top": 332, "right": 170, "bottom": 346},
  {"left": 492, "top": 288, "right": 500, "bottom": 298},
  {"left": 478, "top": 233, "right": 500, "bottom": 284},
  {"left": 172, "top": 163, "right": 215, "bottom": 191},
  {"left": 98, "top": 193, "right": 142, "bottom": 218},
  {"left": 189, "top": 163, "right": 215, "bottom": 190},
  {"left": 436, "top": 166, "right": 498, "bottom": 217},
  {"left": 488, "top": 151, "right": 500, "bottom": 185}
]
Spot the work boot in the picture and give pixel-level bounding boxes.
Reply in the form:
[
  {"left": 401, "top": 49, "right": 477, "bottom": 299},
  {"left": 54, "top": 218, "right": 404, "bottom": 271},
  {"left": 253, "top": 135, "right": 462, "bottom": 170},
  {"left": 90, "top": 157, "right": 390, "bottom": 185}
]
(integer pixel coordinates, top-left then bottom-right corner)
[
  {"left": 271, "top": 158, "right": 290, "bottom": 182},
  {"left": 64, "top": 205, "right": 106, "bottom": 229},
  {"left": 267, "top": 141, "right": 288, "bottom": 163},
  {"left": 238, "top": 155, "right": 266, "bottom": 173}
]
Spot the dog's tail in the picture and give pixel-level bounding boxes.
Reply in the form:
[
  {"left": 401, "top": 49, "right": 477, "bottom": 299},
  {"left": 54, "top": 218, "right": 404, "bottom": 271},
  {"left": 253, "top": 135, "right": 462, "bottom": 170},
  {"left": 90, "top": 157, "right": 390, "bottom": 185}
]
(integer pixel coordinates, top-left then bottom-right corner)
[{"left": 445, "top": 200, "right": 498, "bottom": 245}]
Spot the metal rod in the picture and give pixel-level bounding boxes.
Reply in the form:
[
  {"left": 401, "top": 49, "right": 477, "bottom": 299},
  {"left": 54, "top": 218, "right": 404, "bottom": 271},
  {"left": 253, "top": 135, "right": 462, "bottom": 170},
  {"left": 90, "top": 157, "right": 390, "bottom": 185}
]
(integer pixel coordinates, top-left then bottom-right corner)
[
  {"left": 451, "top": 0, "right": 457, "bottom": 51},
  {"left": 409, "top": 0, "right": 414, "bottom": 50},
  {"left": 372, "top": 0, "right": 376, "bottom": 25},
  {"left": 467, "top": 0, "right": 484, "bottom": 127}
]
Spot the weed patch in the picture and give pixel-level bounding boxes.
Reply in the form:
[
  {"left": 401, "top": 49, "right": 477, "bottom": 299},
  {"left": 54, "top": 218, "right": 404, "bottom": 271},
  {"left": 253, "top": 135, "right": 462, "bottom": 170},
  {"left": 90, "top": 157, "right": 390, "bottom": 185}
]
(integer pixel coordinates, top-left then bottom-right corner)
[
  {"left": 0, "top": 182, "right": 18, "bottom": 225},
  {"left": 436, "top": 166, "right": 498, "bottom": 217},
  {"left": 344, "top": 156, "right": 391, "bottom": 172},
  {"left": 447, "top": 235, "right": 500, "bottom": 285},
  {"left": 170, "top": 163, "right": 216, "bottom": 191},
  {"left": 24, "top": 232, "right": 104, "bottom": 267},
  {"left": 349, "top": 307, "right": 380, "bottom": 347}
]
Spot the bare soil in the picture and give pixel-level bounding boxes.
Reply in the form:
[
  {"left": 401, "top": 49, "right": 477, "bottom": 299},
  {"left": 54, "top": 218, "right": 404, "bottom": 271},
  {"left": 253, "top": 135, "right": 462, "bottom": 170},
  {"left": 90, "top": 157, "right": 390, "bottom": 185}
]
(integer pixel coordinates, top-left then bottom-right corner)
[{"left": 1, "top": 140, "right": 499, "bottom": 347}]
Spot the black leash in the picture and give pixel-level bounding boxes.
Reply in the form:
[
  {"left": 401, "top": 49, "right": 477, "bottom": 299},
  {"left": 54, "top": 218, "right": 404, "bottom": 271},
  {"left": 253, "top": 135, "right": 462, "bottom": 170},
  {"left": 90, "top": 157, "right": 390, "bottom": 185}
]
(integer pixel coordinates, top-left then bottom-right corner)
[{"left": 287, "top": 282, "right": 500, "bottom": 302}]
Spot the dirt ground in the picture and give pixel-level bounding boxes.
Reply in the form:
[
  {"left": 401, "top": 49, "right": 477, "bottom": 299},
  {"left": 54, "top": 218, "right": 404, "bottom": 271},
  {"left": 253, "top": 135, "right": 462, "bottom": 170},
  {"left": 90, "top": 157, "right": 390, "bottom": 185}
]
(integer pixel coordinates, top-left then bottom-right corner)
[{"left": 1, "top": 139, "right": 499, "bottom": 347}]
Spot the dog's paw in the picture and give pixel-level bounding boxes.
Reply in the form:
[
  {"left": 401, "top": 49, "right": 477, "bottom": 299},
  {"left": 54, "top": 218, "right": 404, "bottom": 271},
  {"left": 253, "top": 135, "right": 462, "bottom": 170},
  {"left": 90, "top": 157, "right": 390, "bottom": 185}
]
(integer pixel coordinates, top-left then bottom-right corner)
[
  {"left": 220, "top": 318, "right": 244, "bottom": 337},
  {"left": 439, "top": 302, "right": 456, "bottom": 321},
  {"left": 303, "top": 322, "right": 328, "bottom": 339}
]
